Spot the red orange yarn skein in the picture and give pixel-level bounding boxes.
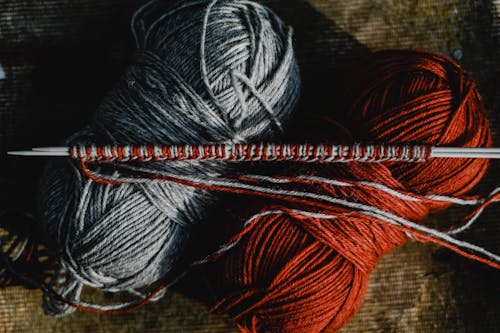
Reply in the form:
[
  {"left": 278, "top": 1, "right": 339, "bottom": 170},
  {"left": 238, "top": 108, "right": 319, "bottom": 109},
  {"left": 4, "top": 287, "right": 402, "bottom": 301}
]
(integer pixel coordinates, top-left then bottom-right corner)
[{"left": 202, "top": 50, "right": 493, "bottom": 332}]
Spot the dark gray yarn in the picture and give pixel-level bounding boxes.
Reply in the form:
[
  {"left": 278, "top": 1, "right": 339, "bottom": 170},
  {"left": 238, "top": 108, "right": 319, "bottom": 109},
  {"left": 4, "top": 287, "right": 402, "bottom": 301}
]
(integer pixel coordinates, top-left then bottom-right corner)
[{"left": 38, "top": 0, "right": 300, "bottom": 316}]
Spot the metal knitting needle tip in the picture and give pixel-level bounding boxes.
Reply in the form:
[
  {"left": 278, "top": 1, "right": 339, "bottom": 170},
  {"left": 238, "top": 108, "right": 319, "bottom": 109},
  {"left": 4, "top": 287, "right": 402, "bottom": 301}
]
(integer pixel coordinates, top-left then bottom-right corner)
[
  {"left": 31, "top": 147, "right": 69, "bottom": 152},
  {"left": 430, "top": 147, "right": 500, "bottom": 159},
  {"left": 7, "top": 147, "right": 69, "bottom": 156}
]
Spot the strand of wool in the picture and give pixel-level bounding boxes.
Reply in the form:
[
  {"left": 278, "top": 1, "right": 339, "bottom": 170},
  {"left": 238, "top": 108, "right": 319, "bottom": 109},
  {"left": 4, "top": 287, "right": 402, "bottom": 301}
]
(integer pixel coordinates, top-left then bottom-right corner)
[
  {"left": 201, "top": 50, "right": 493, "bottom": 332},
  {"left": 37, "top": 0, "right": 300, "bottom": 316}
]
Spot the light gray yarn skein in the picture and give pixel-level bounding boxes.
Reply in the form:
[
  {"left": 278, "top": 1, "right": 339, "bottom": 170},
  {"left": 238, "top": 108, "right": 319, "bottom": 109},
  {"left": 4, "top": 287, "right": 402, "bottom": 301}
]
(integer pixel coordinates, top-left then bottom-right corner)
[{"left": 38, "top": 0, "right": 300, "bottom": 316}]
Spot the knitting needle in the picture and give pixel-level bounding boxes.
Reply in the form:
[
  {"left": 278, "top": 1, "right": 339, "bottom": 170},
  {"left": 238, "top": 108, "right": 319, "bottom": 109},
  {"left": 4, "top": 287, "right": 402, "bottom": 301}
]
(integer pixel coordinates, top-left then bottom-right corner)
[
  {"left": 431, "top": 147, "right": 500, "bottom": 158},
  {"left": 7, "top": 145, "right": 500, "bottom": 160},
  {"left": 8, "top": 148, "right": 69, "bottom": 156}
]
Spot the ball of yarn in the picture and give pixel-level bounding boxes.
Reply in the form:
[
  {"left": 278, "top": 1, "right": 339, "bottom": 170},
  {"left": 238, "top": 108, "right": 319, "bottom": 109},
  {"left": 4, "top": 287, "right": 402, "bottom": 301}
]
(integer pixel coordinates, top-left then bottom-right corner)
[
  {"left": 38, "top": 0, "right": 300, "bottom": 316},
  {"left": 339, "top": 50, "right": 491, "bottom": 197},
  {"left": 203, "top": 50, "right": 491, "bottom": 332}
]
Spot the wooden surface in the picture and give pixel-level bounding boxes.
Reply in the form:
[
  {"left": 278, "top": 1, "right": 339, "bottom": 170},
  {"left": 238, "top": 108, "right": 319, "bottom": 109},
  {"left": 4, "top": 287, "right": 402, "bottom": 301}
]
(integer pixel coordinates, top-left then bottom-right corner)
[{"left": 0, "top": 0, "right": 499, "bottom": 332}]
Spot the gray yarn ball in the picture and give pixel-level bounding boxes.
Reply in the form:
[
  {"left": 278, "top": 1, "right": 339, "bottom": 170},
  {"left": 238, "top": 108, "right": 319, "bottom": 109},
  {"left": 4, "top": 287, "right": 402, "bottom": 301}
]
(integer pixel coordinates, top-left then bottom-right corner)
[{"left": 38, "top": 0, "right": 300, "bottom": 316}]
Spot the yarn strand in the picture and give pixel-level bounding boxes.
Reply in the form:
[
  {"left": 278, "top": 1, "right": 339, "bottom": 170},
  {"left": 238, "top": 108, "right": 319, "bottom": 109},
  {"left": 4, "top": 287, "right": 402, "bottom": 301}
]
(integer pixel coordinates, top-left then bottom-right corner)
[{"left": 78, "top": 161, "right": 500, "bottom": 269}]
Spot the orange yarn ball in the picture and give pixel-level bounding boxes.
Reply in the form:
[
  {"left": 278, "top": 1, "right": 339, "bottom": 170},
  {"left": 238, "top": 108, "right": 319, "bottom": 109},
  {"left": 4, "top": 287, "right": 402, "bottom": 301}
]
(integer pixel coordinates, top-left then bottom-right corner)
[
  {"left": 202, "top": 50, "right": 492, "bottom": 332},
  {"left": 341, "top": 50, "right": 491, "bottom": 197}
]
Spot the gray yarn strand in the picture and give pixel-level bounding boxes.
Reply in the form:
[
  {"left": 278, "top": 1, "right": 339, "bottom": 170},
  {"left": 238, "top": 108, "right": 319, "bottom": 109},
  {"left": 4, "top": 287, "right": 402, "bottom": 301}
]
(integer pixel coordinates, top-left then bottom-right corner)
[{"left": 38, "top": 0, "right": 300, "bottom": 316}]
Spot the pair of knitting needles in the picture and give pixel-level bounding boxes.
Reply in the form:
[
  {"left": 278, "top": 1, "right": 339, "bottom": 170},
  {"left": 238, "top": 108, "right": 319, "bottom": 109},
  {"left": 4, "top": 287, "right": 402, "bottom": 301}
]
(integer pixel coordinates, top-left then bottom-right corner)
[{"left": 7, "top": 144, "right": 500, "bottom": 162}]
